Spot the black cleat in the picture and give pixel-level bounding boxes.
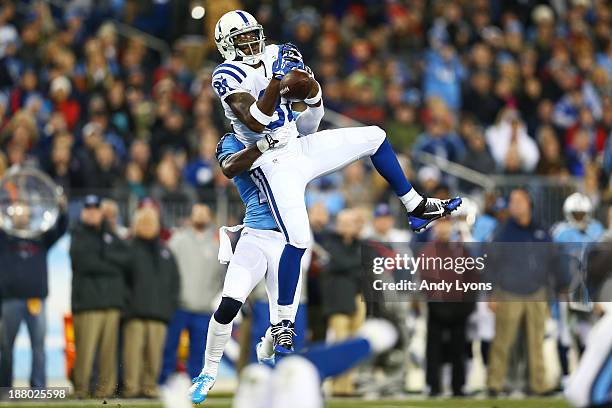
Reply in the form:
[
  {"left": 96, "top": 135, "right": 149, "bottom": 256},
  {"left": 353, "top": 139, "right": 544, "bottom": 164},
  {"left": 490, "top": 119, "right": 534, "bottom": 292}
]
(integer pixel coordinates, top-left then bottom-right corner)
[
  {"left": 271, "top": 319, "right": 295, "bottom": 356},
  {"left": 408, "top": 197, "right": 462, "bottom": 232}
]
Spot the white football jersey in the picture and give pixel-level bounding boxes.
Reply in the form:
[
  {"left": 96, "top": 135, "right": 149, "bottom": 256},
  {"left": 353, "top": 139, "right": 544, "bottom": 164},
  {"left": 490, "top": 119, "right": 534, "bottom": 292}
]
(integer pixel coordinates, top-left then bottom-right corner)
[{"left": 211, "top": 44, "right": 299, "bottom": 148}]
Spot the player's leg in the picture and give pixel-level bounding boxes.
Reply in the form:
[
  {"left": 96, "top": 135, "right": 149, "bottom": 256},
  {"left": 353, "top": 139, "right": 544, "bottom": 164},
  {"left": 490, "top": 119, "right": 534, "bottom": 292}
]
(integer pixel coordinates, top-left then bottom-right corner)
[
  {"left": 300, "top": 126, "right": 461, "bottom": 231},
  {"left": 250, "top": 163, "right": 310, "bottom": 354},
  {"left": 257, "top": 239, "right": 305, "bottom": 364},
  {"left": 191, "top": 234, "right": 267, "bottom": 404},
  {"left": 263, "top": 237, "right": 305, "bottom": 325}
]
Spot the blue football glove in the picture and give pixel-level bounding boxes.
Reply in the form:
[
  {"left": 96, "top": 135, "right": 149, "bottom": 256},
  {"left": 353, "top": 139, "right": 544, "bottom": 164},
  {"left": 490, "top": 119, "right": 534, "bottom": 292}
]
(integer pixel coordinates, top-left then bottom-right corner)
[
  {"left": 272, "top": 43, "right": 305, "bottom": 80},
  {"left": 282, "top": 42, "right": 303, "bottom": 63}
]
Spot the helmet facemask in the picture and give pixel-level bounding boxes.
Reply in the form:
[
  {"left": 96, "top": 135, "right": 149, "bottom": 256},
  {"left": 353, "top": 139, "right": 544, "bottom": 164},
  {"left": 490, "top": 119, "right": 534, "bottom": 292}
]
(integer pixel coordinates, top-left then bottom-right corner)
[
  {"left": 228, "top": 26, "right": 265, "bottom": 65},
  {"left": 568, "top": 210, "right": 590, "bottom": 230}
]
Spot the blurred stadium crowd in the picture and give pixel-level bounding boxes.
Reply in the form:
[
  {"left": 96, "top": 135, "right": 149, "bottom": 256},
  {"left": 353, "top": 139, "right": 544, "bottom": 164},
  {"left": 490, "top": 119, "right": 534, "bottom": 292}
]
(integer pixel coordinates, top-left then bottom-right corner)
[{"left": 0, "top": 0, "right": 611, "bottom": 401}]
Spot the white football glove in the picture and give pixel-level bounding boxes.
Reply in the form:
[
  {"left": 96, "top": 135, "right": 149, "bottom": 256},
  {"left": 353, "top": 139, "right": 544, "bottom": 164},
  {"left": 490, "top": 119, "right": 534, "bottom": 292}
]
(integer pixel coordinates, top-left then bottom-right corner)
[{"left": 256, "top": 127, "right": 290, "bottom": 152}]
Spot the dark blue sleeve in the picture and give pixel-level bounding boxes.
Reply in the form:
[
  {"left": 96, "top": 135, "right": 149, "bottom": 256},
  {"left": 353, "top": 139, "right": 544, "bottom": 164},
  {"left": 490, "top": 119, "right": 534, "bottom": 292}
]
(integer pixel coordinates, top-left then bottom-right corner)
[{"left": 216, "top": 133, "right": 246, "bottom": 165}]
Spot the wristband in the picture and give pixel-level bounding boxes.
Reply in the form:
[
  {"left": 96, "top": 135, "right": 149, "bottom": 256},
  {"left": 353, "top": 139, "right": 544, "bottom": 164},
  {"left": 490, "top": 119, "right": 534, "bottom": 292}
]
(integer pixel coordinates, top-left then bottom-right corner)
[
  {"left": 249, "top": 103, "right": 275, "bottom": 126},
  {"left": 256, "top": 135, "right": 273, "bottom": 153},
  {"left": 304, "top": 81, "right": 322, "bottom": 105}
]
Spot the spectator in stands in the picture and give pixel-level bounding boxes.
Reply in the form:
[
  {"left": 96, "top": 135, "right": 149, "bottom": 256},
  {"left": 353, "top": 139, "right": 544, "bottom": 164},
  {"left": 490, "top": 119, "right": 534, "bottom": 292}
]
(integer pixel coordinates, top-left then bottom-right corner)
[
  {"left": 487, "top": 188, "right": 563, "bottom": 396},
  {"left": 416, "top": 166, "right": 442, "bottom": 197},
  {"left": 117, "top": 161, "right": 148, "bottom": 202},
  {"left": 384, "top": 103, "right": 421, "bottom": 154},
  {"left": 46, "top": 134, "right": 79, "bottom": 193},
  {"left": 89, "top": 142, "right": 121, "bottom": 191},
  {"left": 106, "top": 80, "right": 133, "bottom": 139},
  {"left": 421, "top": 218, "right": 474, "bottom": 396},
  {"left": 87, "top": 100, "right": 126, "bottom": 160},
  {"left": 518, "top": 76, "right": 544, "bottom": 136},
  {"left": 552, "top": 78, "right": 602, "bottom": 130},
  {"left": 463, "top": 70, "right": 500, "bottom": 126},
  {"left": 151, "top": 106, "right": 190, "bottom": 160},
  {"left": 362, "top": 203, "right": 411, "bottom": 243},
  {"left": 49, "top": 76, "right": 80, "bottom": 131},
  {"left": 341, "top": 162, "right": 375, "bottom": 209},
  {"left": 129, "top": 139, "right": 154, "bottom": 184},
  {"left": 160, "top": 204, "right": 221, "bottom": 383},
  {"left": 1, "top": 110, "right": 38, "bottom": 154},
  {"left": 321, "top": 209, "right": 365, "bottom": 396},
  {"left": 460, "top": 124, "right": 496, "bottom": 175},
  {"left": 423, "top": 44, "right": 465, "bottom": 111},
  {"left": 151, "top": 158, "right": 198, "bottom": 225},
  {"left": 413, "top": 112, "right": 465, "bottom": 163},
  {"left": 536, "top": 126, "right": 568, "bottom": 176},
  {"left": 0, "top": 197, "right": 68, "bottom": 389},
  {"left": 70, "top": 195, "right": 129, "bottom": 398},
  {"left": 565, "top": 107, "right": 607, "bottom": 154},
  {"left": 183, "top": 133, "right": 217, "bottom": 199},
  {"left": 565, "top": 128, "right": 597, "bottom": 177},
  {"left": 100, "top": 198, "right": 128, "bottom": 239},
  {"left": 123, "top": 207, "right": 179, "bottom": 398},
  {"left": 485, "top": 109, "right": 539, "bottom": 174}
]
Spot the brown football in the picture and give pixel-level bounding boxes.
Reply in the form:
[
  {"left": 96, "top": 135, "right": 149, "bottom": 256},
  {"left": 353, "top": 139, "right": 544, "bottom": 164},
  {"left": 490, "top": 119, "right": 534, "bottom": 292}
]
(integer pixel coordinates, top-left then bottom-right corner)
[{"left": 279, "top": 69, "right": 314, "bottom": 101}]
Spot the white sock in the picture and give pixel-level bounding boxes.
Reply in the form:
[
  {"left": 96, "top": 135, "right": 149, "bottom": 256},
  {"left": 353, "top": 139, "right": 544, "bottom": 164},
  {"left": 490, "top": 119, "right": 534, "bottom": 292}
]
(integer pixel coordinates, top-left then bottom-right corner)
[
  {"left": 278, "top": 305, "right": 293, "bottom": 322},
  {"left": 202, "top": 316, "right": 232, "bottom": 378},
  {"left": 400, "top": 188, "right": 423, "bottom": 212}
]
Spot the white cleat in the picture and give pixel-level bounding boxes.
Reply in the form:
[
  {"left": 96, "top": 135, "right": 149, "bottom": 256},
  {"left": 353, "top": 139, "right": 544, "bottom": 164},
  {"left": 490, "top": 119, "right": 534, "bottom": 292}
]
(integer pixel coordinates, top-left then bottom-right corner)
[
  {"left": 256, "top": 340, "right": 276, "bottom": 366},
  {"left": 190, "top": 373, "right": 216, "bottom": 404},
  {"left": 256, "top": 326, "right": 276, "bottom": 366}
]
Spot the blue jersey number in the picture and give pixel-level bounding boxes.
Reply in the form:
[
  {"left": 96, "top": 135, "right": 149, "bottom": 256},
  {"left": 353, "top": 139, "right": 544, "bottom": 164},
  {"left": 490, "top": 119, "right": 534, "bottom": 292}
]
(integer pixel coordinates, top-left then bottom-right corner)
[
  {"left": 213, "top": 77, "right": 234, "bottom": 97},
  {"left": 258, "top": 90, "right": 293, "bottom": 130}
]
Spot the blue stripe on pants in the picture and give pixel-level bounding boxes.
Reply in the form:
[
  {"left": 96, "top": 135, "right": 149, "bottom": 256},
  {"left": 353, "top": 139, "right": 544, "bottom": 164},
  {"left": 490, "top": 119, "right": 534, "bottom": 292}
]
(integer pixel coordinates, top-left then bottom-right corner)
[
  {"left": 591, "top": 352, "right": 612, "bottom": 405},
  {"left": 252, "top": 168, "right": 289, "bottom": 242}
]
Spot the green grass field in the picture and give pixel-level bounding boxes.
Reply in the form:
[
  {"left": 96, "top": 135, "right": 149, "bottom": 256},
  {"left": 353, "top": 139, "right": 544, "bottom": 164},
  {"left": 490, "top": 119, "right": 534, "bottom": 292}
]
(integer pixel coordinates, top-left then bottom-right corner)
[{"left": 0, "top": 397, "right": 570, "bottom": 408}]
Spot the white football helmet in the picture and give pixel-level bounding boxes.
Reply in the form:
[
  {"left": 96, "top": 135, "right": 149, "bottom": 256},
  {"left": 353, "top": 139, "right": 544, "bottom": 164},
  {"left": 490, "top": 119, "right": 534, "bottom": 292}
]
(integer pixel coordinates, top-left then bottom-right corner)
[
  {"left": 563, "top": 192, "right": 593, "bottom": 229},
  {"left": 215, "top": 10, "right": 265, "bottom": 65}
]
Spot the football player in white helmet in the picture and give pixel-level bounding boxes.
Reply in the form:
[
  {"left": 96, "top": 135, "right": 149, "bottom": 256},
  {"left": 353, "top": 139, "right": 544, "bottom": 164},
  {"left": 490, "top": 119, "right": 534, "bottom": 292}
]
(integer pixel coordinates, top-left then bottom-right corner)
[
  {"left": 209, "top": 9, "right": 461, "bottom": 358},
  {"left": 563, "top": 192, "right": 596, "bottom": 232},
  {"left": 552, "top": 192, "right": 605, "bottom": 389},
  {"left": 214, "top": 10, "right": 265, "bottom": 65}
]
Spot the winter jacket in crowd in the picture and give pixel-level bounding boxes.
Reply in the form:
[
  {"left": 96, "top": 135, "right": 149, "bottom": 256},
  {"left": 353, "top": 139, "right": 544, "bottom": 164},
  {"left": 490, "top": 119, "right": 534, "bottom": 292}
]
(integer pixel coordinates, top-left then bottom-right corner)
[
  {"left": 70, "top": 221, "right": 129, "bottom": 313},
  {"left": 0, "top": 211, "right": 68, "bottom": 300},
  {"left": 123, "top": 238, "right": 180, "bottom": 323}
]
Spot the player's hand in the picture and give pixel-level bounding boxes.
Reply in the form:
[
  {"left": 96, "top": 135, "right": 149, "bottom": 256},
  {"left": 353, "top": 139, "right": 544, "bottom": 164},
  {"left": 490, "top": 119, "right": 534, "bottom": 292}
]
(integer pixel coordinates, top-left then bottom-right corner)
[
  {"left": 282, "top": 43, "right": 303, "bottom": 63},
  {"left": 272, "top": 44, "right": 305, "bottom": 80},
  {"left": 268, "top": 126, "right": 290, "bottom": 149},
  {"left": 303, "top": 65, "right": 315, "bottom": 78},
  {"left": 256, "top": 130, "right": 289, "bottom": 152}
]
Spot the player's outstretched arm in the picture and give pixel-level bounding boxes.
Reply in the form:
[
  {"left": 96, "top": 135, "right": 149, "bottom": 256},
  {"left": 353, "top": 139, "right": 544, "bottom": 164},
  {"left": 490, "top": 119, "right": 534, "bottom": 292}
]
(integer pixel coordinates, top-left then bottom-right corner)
[
  {"left": 220, "top": 145, "right": 262, "bottom": 178},
  {"left": 226, "top": 78, "right": 281, "bottom": 133},
  {"left": 219, "top": 132, "right": 287, "bottom": 178}
]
